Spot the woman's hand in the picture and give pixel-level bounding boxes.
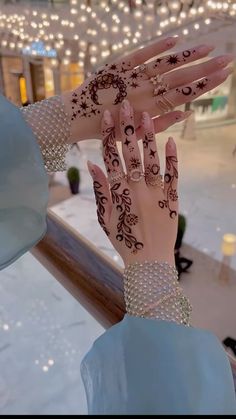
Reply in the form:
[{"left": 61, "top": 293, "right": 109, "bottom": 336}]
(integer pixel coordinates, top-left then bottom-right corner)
[
  {"left": 88, "top": 100, "right": 179, "bottom": 267},
  {"left": 62, "top": 36, "right": 233, "bottom": 142}
]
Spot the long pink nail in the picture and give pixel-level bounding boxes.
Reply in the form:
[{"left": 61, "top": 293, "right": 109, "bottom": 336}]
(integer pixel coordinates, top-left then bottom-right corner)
[
  {"left": 87, "top": 160, "right": 96, "bottom": 178},
  {"left": 167, "top": 137, "right": 176, "bottom": 149},
  {"left": 216, "top": 54, "right": 234, "bottom": 68},
  {"left": 198, "top": 44, "right": 215, "bottom": 55},
  {"left": 166, "top": 36, "right": 178, "bottom": 48},
  {"left": 103, "top": 109, "right": 113, "bottom": 124},
  {"left": 121, "top": 99, "right": 130, "bottom": 115},
  {"left": 142, "top": 111, "right": 151, "bottom": 128}
]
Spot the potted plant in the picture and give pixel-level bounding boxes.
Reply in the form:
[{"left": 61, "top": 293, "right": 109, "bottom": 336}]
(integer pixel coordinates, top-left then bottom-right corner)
[{"left": 67, "top": 166, "right": 80, "bottom": 195}]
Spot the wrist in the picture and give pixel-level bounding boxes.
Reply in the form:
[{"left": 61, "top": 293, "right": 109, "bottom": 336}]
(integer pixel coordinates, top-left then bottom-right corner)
[{"left": 123, "top": 260, "right": 192, "bottom": 325}]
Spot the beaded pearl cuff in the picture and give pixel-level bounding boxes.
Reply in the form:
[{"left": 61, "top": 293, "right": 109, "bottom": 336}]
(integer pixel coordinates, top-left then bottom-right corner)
[
  {"left": 20, "top": 96, "right": 71, "bottom": 172},
  {"left": 123, "top": 261, "right": 192, "bottom": 326}
]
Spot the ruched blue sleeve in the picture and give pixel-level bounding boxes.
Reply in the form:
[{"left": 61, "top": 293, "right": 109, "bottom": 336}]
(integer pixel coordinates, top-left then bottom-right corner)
[
  {"left": 81, "top": 315, "right": 236, "bottom": 415},
  {"left": 0, "top": 95, "right": 48, "bottom": 270}
]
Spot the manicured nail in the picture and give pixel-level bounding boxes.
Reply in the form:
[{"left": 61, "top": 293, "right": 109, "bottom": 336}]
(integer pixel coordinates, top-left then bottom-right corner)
[
  {"left": 103, "top": 109, "right": 113, "bottom": 124},
  {"left": 184, "top": 110, "right": 194, "bottom": 118},
  {"left": 87, "top": 160, "right": 96, "bottom": 178},
  {"left": 167, "top": 137, "right": 176, "bottom": 148},
  {"left": 198, "top": 44, "right": 215, "bottom": 55},
  {"left": 166, "top": 36, "right": 178, "bottom": 47},
  {"left": 121, "top": 99, "right": 130, "bottom": 115},
  {"left": 141, "top": 111, "right": 151, "bottom": 128},
  {"left": 219, "top": 67, "right": 233, "bottom": 80},
  {"left": 216, "top": 54, "right": 234, "bottom": 68}
]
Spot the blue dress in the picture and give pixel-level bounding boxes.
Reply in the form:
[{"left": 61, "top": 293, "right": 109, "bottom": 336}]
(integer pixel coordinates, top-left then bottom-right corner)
[{"left": 0, "top": 94, "right": 235, "bottom": 414}]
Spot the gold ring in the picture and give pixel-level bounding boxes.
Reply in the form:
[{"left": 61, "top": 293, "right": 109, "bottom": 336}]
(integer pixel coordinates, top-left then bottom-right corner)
[{"left": 128, "top": 168, "right": 145, "bottom": 182}]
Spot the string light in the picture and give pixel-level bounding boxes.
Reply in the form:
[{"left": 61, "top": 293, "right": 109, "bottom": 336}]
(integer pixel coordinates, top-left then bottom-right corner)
[{"left": 0, "top": 0, "right": 234, "bottom": 70}]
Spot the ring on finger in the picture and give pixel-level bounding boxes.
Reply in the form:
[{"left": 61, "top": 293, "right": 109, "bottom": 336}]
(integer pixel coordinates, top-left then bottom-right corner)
[
  {"left": 145, "top": 173, "right": 164, "bottom": 188},
  {"left": 108, "top": 172, "right": 127, "bottom": 186},
  {"left": 127, "top": 168, "right": 145, "bottom": 182},
  {"left": 150, "top": 74, "right": 170, "bottom": 96},
  {"left": 156, "top": 95, "right": 175, "bottom": 113}
]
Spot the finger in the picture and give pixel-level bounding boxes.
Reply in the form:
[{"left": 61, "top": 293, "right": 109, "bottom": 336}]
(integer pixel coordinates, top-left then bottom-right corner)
[
  {"left": 155, "top": 67, "right": 232, "bottom": 115},
  {"left": 135, "top": 110, "right": 192, "bottom": 139},
  {"left": 87, "top": 160, "right": 112, "bottom": 236},
  {"left": 101, "top": 109, "right": 124, "bottom": 177},
  {"left": 120, "top": 99, "right": 143, "bottom": 180},
  {"left": 163, "top": 137, "right": 178, "bottom": 220},
  {"left": 163, "top": 54, "right": 234, "bottom": 90},
  {"left": 116, "top": 36, "right": 178, "bottom": 69},
  {"left": 145, "top": 44, "right": 214, "bottom": 77},
  {"left": 141, "top": 112, "right": 161, "bottom": 188}
]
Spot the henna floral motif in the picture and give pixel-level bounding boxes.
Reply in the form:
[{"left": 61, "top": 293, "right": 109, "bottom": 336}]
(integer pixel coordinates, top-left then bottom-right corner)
[
  {"left": 111, "top": 183, "right": 143, "bottom": 253},
  {"left": 89, "top": 73, "right": 127, "bottom": 106},
  {"left": 93, "top": 181, "right": 110, "bottom": 236},
  {"left": 129, "top": 157, "right": 142, "bottom": 170},
  {"left": 126, "top": 213, "right": 138, "bottom": 226},
  {"left": 158, "top": 156, "right": 178, "bottom": 219},
  {"left": 103, "top": 125, "right": 120, "bottom": 170}
]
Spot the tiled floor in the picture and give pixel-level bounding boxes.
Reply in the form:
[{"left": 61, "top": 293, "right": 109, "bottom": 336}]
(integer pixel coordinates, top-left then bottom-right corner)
[{"left": 0, "top": 122, "right": 235, "bottom": 414}]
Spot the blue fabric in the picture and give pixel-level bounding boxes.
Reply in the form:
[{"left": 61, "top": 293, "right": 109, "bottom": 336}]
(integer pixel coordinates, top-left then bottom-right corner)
[
  {"left": 81, "top": 315, "right": 236, "bottom": 415},
  {"left": 0, "top": 95, "right": 48, "bottom": 270}
]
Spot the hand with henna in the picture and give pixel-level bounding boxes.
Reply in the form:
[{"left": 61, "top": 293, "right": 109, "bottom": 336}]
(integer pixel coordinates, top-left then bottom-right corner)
[
  {"left": 62, "top": 36, "right": 233, "bottom": 142},
  {"left": 87, "top": 100, "right": 179, "bottom": 267}
]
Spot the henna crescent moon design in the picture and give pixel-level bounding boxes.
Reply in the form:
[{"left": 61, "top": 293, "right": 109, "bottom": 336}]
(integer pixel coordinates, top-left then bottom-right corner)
[
  {"left": 181, "top": 86, "right": 193, "bottom": 96},
  {"left": 183, "top": 50, "right": 191, "bottom": 58},
  {"left": 124, "top": 125, "right": 135, "bottom": 136}
]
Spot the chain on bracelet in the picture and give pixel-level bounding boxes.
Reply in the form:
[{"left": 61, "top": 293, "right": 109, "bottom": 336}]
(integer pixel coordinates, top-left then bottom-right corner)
[
  {"left": 20, "top": 96, "right": 71, "bottom": 172},
  {"left": 123, "top": 261, "right": 192, "bottom": 326}
]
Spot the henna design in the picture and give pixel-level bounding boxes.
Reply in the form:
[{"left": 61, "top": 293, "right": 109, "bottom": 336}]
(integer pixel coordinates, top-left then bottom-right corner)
[
  {"left": 158, "top": 156, "right": 178, "bottom": 219},
  {"left": 143, "top": 133, "right": 154, "bottom": 149},
  {"left": 167, "top": 54, "right": 180, "bottom": 65},
  {"left": 176, "top": 78, "right": 208, "bottom": 98},
  {"left": 126, "top": 213, "right": 138, "bottom": 226},
  {"left": 149, "top": 149, "right": 156, "bottom": 158},
  {"left": 129, "top": 157, "right": 142, "bottom": 170},
  {"left": 111, "top": 183, "right": 143, "bottom": 253},
  {"left": 196, "top": 80, "right": 207, "bottom": 90},
  {"left": 130, "top": 81, "right": 139, "bottom": 89},
  {"left": 103, "top": 125, "right": 120, "bottom": 169},
  {"left": 183, "top": 50, "right": 191, "bottom": 58},
  {"left": 181, "top": 86, "right": 193, "bottom": 96},
  {"left": 145, "top": 163, "right": 160, "bottom": 177},
  {"left": 124, "top": 138, "right": 131, "bottom": 147},
  {"left": 89, "top": 73, "right": 127, "bottom": 105},
  {"left": 124, "top": 125, "right": 135, "bottom": 136},
  {"left": 93, "top": 181, "right": 110, "bottom": 236},
  {"left": 154, "top": 58, "right": 163, "bottom": 68}
]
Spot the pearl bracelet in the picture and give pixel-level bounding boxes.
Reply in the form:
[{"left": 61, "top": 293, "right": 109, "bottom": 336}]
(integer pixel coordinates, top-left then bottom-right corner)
[
  {"left": 123, "top": 261, "right": 192, "bottom": 326},
  {"left": 21, "top": 95, "right": 71, "bottom": 172}
]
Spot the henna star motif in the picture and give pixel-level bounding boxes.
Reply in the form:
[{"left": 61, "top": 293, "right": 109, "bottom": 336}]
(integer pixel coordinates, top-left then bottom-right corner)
[{"left": 167, "top": 54, "right": 180, "bottom": 65}]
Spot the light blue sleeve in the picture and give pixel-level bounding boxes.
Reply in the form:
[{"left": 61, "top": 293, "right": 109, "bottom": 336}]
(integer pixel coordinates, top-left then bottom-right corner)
[
  {"left": 0, "top": 95, "right": 48, "bottom": 270},
  {"left": 81, "top": 315, "right": 236, "bottom": 415}
]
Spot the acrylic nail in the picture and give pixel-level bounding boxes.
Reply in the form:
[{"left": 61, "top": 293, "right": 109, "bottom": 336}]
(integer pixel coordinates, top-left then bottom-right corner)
[
  {"left": 198, "top": 44, "right": 215, "bottom": 55},
  {"left": 166, "top": 36, "right": 178, "bottom": 48},
  {"left": 141, "top": 111, "right": 151, "bottom": 128},
  {"left": 167, "top": 137, "right": 176, "bottom": 148},
  {"left": 219, "top": 67, "right": 233, "bottom": 80},
  {"left": 87, "top": 160, "right": 96, "bottom": 178},
  {"left": 103, "top": 109, "right": 113, "bottom": 124},
  {"left": 184, "top": 110, "right": 194, "bottom": 118},
  {"left": 216, "top": 54, "right": 234, "bottom": 68},
  {"left": 121, "top": 99, "right": 130, "bottom": 115}
]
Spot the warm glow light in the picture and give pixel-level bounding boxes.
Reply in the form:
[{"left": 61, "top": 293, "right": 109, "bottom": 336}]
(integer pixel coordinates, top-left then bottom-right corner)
[{"left": 222, "top": 234, "right": 236, "bottom": 256}]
